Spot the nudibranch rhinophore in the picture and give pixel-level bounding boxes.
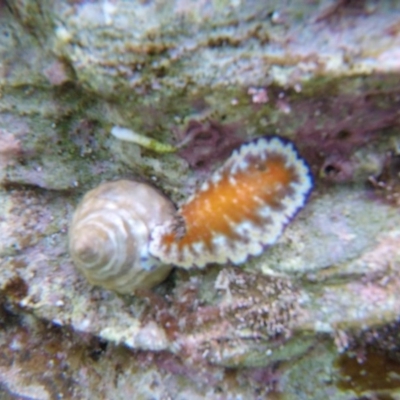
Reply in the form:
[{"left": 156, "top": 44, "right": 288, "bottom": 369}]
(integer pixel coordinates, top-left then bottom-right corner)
[{"left": 149, "top": 136, "right": 313, "bottom": 268}]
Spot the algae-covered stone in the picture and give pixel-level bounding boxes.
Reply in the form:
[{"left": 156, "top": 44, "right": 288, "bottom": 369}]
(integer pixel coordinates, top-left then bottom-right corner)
[{"left": 2, "top": 0, "right": 400, "bottom": 398}]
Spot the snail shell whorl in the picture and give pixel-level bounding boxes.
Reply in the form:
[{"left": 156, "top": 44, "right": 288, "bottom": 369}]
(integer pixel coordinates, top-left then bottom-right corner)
[{"left": 69, "top": 180, "right": 176, "bottom": 294}]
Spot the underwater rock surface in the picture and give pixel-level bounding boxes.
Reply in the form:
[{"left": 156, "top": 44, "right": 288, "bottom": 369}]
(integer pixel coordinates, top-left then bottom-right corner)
[{"left": 1, "top": 0, "right": 400, "bottom": 398}]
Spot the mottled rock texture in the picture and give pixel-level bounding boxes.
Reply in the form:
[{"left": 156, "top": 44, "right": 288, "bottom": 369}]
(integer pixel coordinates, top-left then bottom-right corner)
[{"left": 1, "top": 0, "right": 400, "bottom": 399}]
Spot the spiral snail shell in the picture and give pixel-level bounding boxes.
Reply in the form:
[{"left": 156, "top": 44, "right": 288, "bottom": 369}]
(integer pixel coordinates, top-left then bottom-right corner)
[{"left": 68, "top": 180, "right": 176, "bottom": 294}]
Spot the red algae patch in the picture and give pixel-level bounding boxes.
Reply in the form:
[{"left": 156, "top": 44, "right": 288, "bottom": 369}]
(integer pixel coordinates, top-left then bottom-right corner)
[{"left": 150, "top": 136, "right": 313, "bottom": 268}]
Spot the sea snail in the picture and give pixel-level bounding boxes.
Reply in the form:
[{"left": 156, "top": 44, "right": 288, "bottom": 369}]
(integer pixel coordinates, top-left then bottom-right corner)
[{"left": 68, "top": 180, "right": 176, "bottom": 294}]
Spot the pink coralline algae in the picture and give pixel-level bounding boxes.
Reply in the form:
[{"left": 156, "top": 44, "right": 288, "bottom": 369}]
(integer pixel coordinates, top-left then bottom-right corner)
[
  {"left": 176, "top": 120, "right": 244, "bottom": 171},
  {"left": 291, "top": 91, "right": 400, "bottom": 182},
  {"left": 0, "top": 129, "right": 21, "bottom": 172},
  {"left": 248, "top": 87, "right": 269, "bottom": 104},
  {"left": 42, "top": 60, "right": 70, "bottom": 86},
  {"left": 150, "top": 136, "right": 313, "bottom": 268}
]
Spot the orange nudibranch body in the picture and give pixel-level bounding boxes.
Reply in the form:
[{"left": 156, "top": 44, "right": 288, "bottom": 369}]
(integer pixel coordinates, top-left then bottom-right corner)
[{"left": 149, "top": 136, "right": 313, "bottom": 268}]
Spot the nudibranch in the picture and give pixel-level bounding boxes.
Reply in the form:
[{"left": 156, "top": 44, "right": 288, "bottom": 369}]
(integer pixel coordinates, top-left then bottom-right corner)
[
  {"left": 149, "top": 136, "right": 313, "bottom": 268},
  {"left": 69, "top": 180, "right": 176, "bottom": 294}
]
